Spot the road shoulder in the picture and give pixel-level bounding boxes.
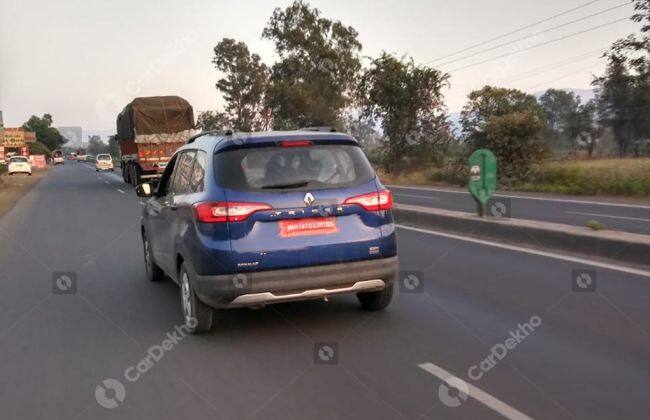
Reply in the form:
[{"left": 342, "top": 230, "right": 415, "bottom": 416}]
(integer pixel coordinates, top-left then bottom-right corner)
[{"left": 0, "top": 168, "right": 51, "bottom": 219}]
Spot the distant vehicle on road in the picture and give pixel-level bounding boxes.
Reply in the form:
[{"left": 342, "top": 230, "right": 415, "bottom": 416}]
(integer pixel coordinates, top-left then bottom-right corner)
[
  {"left": 7, "top": 156, "right": 32, "bottom": 176},
  {"left": 136, "top": 130, "right": 398, "bottom": 333},
  {"left": 95, "top": 154, "right": 114, "bottom": 172},
  {"left": 75, "top": 149, "right": 87, "bottom": 162},
  {"left": 52, "top": 150, "right": 65, "bottom": 165},
  {"left": 117, "top": 96, "right": 196, "bottom": 187},
  {"left": 68, "top": 152, "right": 77, "bottom": 161}
]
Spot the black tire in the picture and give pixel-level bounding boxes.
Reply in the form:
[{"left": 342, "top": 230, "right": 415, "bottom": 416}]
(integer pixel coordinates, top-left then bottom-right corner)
[
  {"left": 357, "top": 282, "right": 394, "bottom": 311},
  {"left": 131, "top": 165, "right": 140, "bottom": 187},
  {"left": 142, "top": 231, "right": 165, "bottom": 282},
  {"left": 122, "top": 163, "right": 130, "bottom": 183},
  {"left": 179, "top": 262, "right": 213, "bottom": 334}
]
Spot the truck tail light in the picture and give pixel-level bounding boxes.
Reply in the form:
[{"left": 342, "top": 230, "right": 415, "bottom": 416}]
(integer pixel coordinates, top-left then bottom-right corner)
[
  {"left": 344, "top": 190, "right": 393, "bottom": 211},
  {"left": 193, "top": 202, "right": 272, "bottom": 223}
]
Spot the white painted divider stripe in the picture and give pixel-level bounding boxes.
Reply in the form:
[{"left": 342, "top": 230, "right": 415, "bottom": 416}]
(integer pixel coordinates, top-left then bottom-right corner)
[
  {"left": 388, "top": 184, "right": 650, "bottom": 210},
  {"left": 419, "top": 362, "right": 533, "bottom": 420},
  {"left": 396, "top": 224, "right": 650, "bottom": 278},
  {"left": 565, "top": 211, "right": 650, "bottom": 223}
]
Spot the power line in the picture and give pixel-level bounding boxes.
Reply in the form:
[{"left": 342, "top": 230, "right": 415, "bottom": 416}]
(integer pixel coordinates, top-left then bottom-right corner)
[
  {"left": 425, "top": 0, "right": 603, "bottom": 64},
  {"left": 436, "top": 2, "right": 631, "bottom": 68},
  {"left": 447, "top": 17, "right": 629, "bottom": 73},
  {"left": 525, "top": 61, "right": 605, "bottom": 91},
  {"left": 497, "top": 47, "right": 606, "bottom": 83}
]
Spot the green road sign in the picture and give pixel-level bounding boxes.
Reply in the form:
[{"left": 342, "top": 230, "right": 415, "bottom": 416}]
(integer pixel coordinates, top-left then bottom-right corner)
[{"left": 468, "top": 149, "right": 497, "bottom": 216}]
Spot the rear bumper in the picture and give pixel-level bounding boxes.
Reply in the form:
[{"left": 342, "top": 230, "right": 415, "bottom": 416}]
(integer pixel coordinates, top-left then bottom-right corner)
[{"left": 194, "top": 256, "right": 398, "bottom": 308}]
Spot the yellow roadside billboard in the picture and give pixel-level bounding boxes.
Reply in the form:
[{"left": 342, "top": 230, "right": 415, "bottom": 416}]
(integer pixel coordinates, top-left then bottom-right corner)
[{"left": 2, "top": 128, "right": 26, "bottom": 148}]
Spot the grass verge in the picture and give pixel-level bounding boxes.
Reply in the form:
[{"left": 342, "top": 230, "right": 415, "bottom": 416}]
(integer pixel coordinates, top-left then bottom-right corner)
[
  {"left": 376, "top": 158, "right": 650, "bottom": 197},
  {"left": 521, "top": 158, "right": 650, "bottom": 196}
]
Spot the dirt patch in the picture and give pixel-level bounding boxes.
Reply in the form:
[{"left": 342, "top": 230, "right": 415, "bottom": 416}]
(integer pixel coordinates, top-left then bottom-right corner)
[{"left": 0, "top": 168, "right": 50, "bottom": 219}]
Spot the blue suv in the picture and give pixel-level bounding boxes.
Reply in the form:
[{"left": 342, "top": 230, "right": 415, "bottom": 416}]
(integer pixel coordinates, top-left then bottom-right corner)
[{"left": 136, "top": 130, "right": 398, "bottom": 333}]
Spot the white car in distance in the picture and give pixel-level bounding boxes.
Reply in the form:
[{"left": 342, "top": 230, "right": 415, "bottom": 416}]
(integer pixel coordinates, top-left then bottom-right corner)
[
  {"left": 7, "top": 156, "right": 32, "bottom": 176},
  {"left": 95, "top": 154, "right": 114, "bottom": 172}
]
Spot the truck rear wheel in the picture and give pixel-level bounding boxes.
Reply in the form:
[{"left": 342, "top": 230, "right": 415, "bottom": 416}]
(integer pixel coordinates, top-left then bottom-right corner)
[
  {"left": 122, "top": 163, "right": 130, "bottom": 183},
  {"left": 131, "top": 165, "right": 141, "bottom": 187}
]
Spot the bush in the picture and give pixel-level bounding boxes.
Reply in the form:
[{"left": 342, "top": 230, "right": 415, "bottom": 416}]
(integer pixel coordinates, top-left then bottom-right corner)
[
  {"left": 28, "top": 141, "right": 51, "bottom": 156},
  {"left": 521, "top": 158, "right": 650, "bottom": 196}
]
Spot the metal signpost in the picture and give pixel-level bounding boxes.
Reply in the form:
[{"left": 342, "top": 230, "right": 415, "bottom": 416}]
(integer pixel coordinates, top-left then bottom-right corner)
[{"left": 468, "top": 149, "right": 497, "bottom": 217}]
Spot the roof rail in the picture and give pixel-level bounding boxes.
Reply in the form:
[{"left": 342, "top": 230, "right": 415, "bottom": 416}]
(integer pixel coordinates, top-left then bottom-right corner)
[
  {"left": 186, "top": 129, "right": 233, "bottom": 144},
  {"left": 300, "top": 126, "right": 337, "bottom": 133}
]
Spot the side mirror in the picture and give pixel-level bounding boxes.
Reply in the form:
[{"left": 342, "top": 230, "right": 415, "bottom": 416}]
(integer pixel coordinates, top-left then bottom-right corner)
[{"left": 136, "top": 182, "right": 155, "bottom": 197}]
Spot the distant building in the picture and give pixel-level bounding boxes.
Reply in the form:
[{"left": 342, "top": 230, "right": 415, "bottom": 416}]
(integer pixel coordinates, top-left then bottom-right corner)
[{"left": 57, "top": 126, "right": 83, "bottom": 147}]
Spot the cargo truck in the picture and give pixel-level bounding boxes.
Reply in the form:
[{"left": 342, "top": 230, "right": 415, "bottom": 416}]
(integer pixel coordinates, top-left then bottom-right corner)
[
  {"left": 76, "top": 148, "right": 87, "bottom": 162},
  {"left": 116, "top": 96, "right": 196, "bottom": 186}
]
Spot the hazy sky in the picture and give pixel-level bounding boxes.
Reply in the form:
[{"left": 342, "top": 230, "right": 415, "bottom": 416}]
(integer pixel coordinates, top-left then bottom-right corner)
[{"left": 0, "top": 0, "right": 638, "bottom": 136}]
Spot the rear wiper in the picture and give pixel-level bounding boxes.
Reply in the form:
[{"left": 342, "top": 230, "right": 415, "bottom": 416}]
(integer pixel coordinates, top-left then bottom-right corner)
[{"left": 261, "top": 181, "right": 310, "bottom": 189}]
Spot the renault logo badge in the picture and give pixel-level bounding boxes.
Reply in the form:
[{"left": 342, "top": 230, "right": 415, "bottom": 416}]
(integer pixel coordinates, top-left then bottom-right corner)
[{"left": 304, "top": 192, "right": 315, "bottom": 206}]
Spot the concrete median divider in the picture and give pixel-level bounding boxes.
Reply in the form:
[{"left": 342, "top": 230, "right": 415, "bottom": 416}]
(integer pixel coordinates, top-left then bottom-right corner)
[{"left": 394, "top": 204, "right": 650, "bottom": 268}]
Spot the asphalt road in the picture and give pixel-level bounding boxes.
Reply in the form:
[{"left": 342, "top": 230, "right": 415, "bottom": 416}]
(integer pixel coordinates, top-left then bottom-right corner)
[
  {"left": 0, "top": 162, "right": 648, "bottom": 420},
  {"left": 390, "top": 185, "right": 650, "bottom": 235}
]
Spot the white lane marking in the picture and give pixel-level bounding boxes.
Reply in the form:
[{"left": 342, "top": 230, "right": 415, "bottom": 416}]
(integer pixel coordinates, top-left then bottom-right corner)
[
  {"left": 388, "top": 185, "right": 650, "bottom": 210},
  {"left": 419, "top": 362, "right": 533, "bottom": 420},
  {"left": 117, "top": 189, "right": 125, "bottom": 194},
  {"left": 396, "top": 224, "right": 650, "bottom": 278},
  {"left": 104, "top": 181, "right": 110, "bottom": 184},
  {"left": 566, "top": 211, "right": 650, "bottom": 223},
  {"left": 394, "top": 193, "right": 439, "bottom": 200}
]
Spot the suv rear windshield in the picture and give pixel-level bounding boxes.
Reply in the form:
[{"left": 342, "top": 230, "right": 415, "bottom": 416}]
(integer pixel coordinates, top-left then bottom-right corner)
[
  {"left": 11, "top": 157, "right": 28, "bottom": 163},
  {"left": 214, "top": 144, "right": 375, "bottom": 191},
  {"left": 97, "top": 155, "right": 111, "bottom": 161}
]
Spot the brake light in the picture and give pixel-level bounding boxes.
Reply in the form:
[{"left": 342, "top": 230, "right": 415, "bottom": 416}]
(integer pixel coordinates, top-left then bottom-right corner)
[
  {"left": 344, "top": 190, "right": 393, "bottom": 211},
  {"left": 193, "top": 202, "right": 272, "bottom": 223},
  {"left": 280, "top": 140, "right": 313, "bottom": 147}
]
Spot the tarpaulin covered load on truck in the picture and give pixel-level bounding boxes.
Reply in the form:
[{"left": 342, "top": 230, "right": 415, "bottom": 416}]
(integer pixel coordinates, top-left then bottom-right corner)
[
  {"left": 116, "top": 96, "right": 196, "bottom": 144},
  {"left": 116, "top": 96, "right": 196, "bottom": 187}
]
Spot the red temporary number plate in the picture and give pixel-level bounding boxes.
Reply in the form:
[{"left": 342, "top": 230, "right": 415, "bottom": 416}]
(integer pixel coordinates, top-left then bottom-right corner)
[{"left": 279, "top": 217, "right": 339, "bottom": 238}]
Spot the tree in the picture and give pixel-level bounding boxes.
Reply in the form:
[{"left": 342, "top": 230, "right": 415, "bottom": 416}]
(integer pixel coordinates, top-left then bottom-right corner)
[
  {"left": 461, "top": 86, "right": 545, "bottom": 183},
  {"left": 107, "top": 135, "right": 120, "bottom": 157},
  {"left": 27, "top": 141, "right": 50, "bottom": 156},
  {"left": 21, "top": 114, "right": 66, "bottom": 151},
  {"left": 87, "top": 135, "right": 109, "bottom": 155},
  {"left": 539, "top": 89, "right": 599, "bottom": 156},
  {"left": 262, "top": 0, "right": 362, "bottom": 129},
  {"left": 594, "top": 56, "right": 648, "bottom": 156},
  {"left": 196, "top": 111, "right": 231, "bottom": 131},
  {"left": 357, "top": 52, "right": 450, "bottom": 168},
  {"left": 593, "top": 0, "right": 650, "bottom": 156},
  {"left": 342, "top": 112, "right": 383, "bottom": 151},
  {"left": 212, "top": 38, "right": 268, "bottom": 131},
  {"left": 573, "top": 99, "right": 600, "bottom": 158},
  {"left": 539, "top": 89, "right": 581, "bottom": 151}
]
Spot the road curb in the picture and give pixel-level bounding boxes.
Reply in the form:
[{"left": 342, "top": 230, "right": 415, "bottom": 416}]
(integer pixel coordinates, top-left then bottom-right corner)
[{"left": 394, "top": 204, "right": 650, "bottom": 269}]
